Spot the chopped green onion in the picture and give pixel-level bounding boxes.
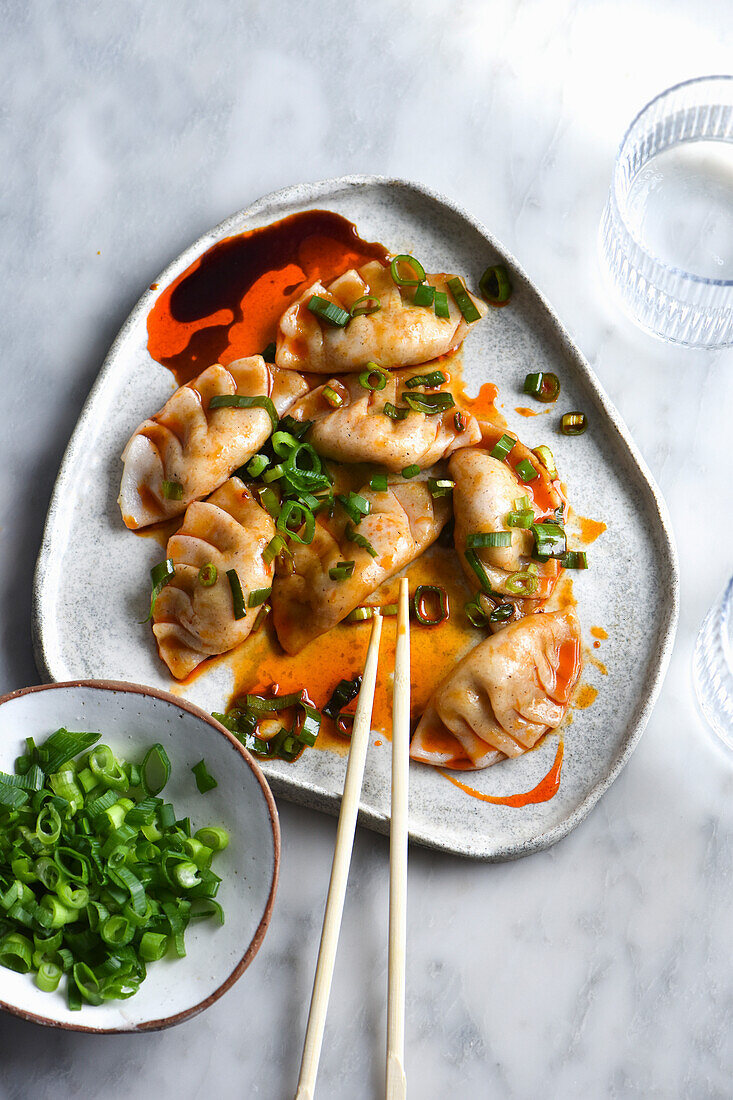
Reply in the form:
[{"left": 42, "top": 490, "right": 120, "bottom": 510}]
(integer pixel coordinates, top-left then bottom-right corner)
[
  {"left": 434, "top": 290, "right": 450, "bottom": 319},
  {"left": 329, "top": 561, "right": 356, "bottom": 581},
  {"left": 307, "top": 294, "right": 351, "bottom": 328},
  {"left": 161, "top": 480, "right": 183, "bottom": 501},
  {"left": 401, "top": 391, "right": 455, "bottom": 415},
  {"left": 246, "top": 454, "right": 270, "bottom": 477},
  {"left": 412, "top": 585, "right": 449, "bottom": 626},
  {"left": 464, "top": 549, "right": 493, "bottom": 593},
  {"left": 464, "top": 597, "right": 489, "bottom": 628},
  {"left": 466, "top": 531, "right": 512, "bottom": 549},
  {"left": 141, "top": 558, "right": 175, "bottom": 623},
  {"left": 277, "top": 500, "right": 316, "bottom": 545},
  {"left": 505, "top": 570, "right": 539, "bottom": 596},
  {"left": 271, "top": 430, "right": 299, "bottom": 457},
  {"left": 208, "top": 394, "right": 278, "bottom": 429},
  {"left": 258, "top": 486, "right": 281, "bottom": 519},
  {"left": 141, "top": 744, "right": 171, "bottom": 796},
  {"left": 427, "top": 477, "right": 454, "bottom": 498},
  {"left": 506, "top": 509, "right": 534, "bottom": 528},
  {"left": 0, "top": 932, "right": 33, "bottom": 973},
  {"left": 405, "top": 370, "right": 446, "bottom": 389},
  {"left": 350, "top": 295, "right": 381, "bottom": 317},
  {"left": 454, "top": 411, "right": 468, "bottom": 433},
  {"left": 561, "top": 550, "right": 588, "bottom": 570},
  {"left": 412, "top": 283, "right": 435, "bottom": 307},
  {"left": 263, "top": 534, "right": 286, "bottom": 565},
  {"left": 345, "top": 524, "right": 378, "bottom": 558},
  {"left": 531, "top": 522, "right": 566, "bottom": 560},
  {"left": 523, "top": 371, "right": 560, "bottom": 403},
  {"left": 490, "top": 603, "right": 515, "bottom": 623},
  {"left": 479, "top": 263, "right": 512, "bottom": 305},
  {"left": 345, "top": 606, "right": 374, "bottom": 622},
  {"left": 194, "top": 826, "right": 229, "bottom": 852},
  {"left": 261, "top": 341, "right": 277, "bottom": 363},
  {"left": 369, "top": 474, "right": 389, "bottom": 492},
  {"left": 358, "top": 363, "right": 389, "bottom": 391},
  {"left": 322, "top": 385, "right": 343, "bottom": 408},
  {"left": 380, "top": 603, "right": 398, "bottom": 616},
  {"left": 390, "top": 254, "right": 426, "bottom": 287},
  {"left": 383, "top": 402, "right": 409, "bottom": 421},
  {"left": 401, "top": 464, "right": 421, "bottom": 479},
  {"left": 515, "top": 458, "right": 539, "bottom": 483},
  {"left": 226, "top": 569, "right": 247, "bottom": 620},
  {"left": 490, "top": 434, "right": 516, "bottom": 461},
  {"left": 336, "top": 491, "right": 371, "bottom": 525},
  {"left": 446, "top": 276, "right": 481, "bottom": 323},
  {"left": 198, "top": 563, "right": 218, "bottom": 587},
  {"left": 248, "top": 587, "right": 272, "bottom": 607},
  {"left": 561, "top": 412, "right": 587, "bottom": 436},
  {"left": 36, "top": 960, "right": 62, "bottom": 992},
  {"left": 533, "top": 445, "right": 558, "bottom": 479},
  {"left": 191, "top": 760, "right": 217, "bottom": 794},
  {"left": 252, "top": 602, "right": 271, "bottom": 634}
]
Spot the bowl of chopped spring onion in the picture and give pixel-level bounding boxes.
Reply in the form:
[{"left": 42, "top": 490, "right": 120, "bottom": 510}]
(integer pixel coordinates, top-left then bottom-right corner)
[{"left": 0, "top": 680, "right": 279, "bottom": 1031}]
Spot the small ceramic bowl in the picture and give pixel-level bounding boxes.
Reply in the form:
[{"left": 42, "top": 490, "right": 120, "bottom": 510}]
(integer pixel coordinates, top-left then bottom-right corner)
[{"left": 0, "top": 680, "right": 280, "bottom": 1032}]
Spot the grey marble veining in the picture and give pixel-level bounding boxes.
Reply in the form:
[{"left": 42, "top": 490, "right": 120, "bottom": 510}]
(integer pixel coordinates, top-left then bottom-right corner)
[{"left": 1, "top": 2, "right": 732, "bottom": 1098}]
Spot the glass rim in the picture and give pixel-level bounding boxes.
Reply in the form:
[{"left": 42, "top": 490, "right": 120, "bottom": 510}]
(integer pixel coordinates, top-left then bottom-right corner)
[{"left": 611, "top": 74, "right": 733, "bottom": 289}]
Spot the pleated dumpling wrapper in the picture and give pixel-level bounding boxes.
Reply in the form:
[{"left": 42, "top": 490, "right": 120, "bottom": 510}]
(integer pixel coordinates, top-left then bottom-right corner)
[
  {"left": 275, "top": 260, "right": 487, "bottom": 374},
  {"left": 287, "top": 369, "right": 481, "bottom": 472},
  {"left": 119, "top": 356, "right": 308, "bottom": 530},
  {"left": 272, "top": 476, "right": 451, "bottom": 654},
  {"left": 152, "top": 478, "right": 275, "bottom": 680},
  {"left": 449, "top": 448, "right": 562, "bottom": 601},
  {"left": 410, "top": 609, "right": 582, "bottom": 770}
]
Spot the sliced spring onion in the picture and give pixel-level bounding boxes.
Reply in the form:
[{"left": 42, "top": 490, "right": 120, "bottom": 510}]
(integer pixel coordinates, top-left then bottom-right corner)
[
  {"left": 191, "top": 761, "right": 217, "bottom": 794},
  {"left": 531, "top": 522, "right": 566, "bottom": 560},
  {"left": 380, "top": 603, "right": 398, "bottom": 616},
  {"left": 533, "top": 445, "right": 558, "bottom": 479},
  {"left": 390, "top": 254, "right": 426, "bottom": 287},
  {"left": 329, "top": 561, "right": 356, "bottom": 581},
  {"left": 412, "top": 283, "right": 435, "bottom": 307},
  {"left": 412, "top": 585, "right": 449, "bottom": 626},
  {"left": 161, "top": 480, "right": 183, "bottom": 501},
  {"left": 523, "top": 371, "right": 560, "bottom": 403},
  {"left": 322, "top": 385, "right": 343, "bottom": 408},
  {"left": 208, "top": 394, "right": 278, "bottom": 430},
  {"left": 278, "top": 415, "right": 313, "bottom": 441},
  {"left": 263, "top": 534, "right": 286, "bottom": 565},
  {"left": 490, "top": 603, "right": 514, "bottom": 623},
  {"left": 246, "top": 454, "right": 270, "bottom": 478},
  {"left": 198, "top": 563, "right": 218, "bottom": 587},
  {"left": 141, "top": 559, "right": 175, "bottom": 623},
  {"left": 252, "top": 602, "right": 271, "bottom": 633},
  {"left": 383, "top": 402, "right": 409, "bottom": 421},
  {"left": 336, "top": 712, "right": 355, "bottom": 737},
  {"left": 506, "top": 509, "right": 534, "bottom": 528},
  {"left": 402, "top": 391, "right": 455, "bottom": 415},
  {"left": 358, "top": 363, "right": 389, "bottom": 391},
  {"left": 446, "top": 276, "right": 481, "bottom": 323},
  {"left": 141, "top": 744, "right": 171, "bottom": 796},
  {"left": 336, "top": 491, "right": 371, "bottom": 525},
  {"left": 345, "top": 523, "right": 378, "bottom": 558},
  {"left": 427, "top": 477, "right": 455, "bottom": 498},
  {"left": 307, "top": 294, "right": 351, "bottom": 328},
  {"left": 248, "top": 587, "right": 272, "bottom": 607},
  {"left": 434, "top": 290, "right": 450, "bottom": 319},
  {"left": 258, "top": 486, "right": 281, "bottom": 519},
  {"left": 277, "top": 500, "right": 316, "bottom": 545},
  {"left": 464, "top": 550, "right": 493, "bottom": 593},
  {"left": 479, "top": 263, "right": 512, "bottom": 305},
  {"left": 561, "top": 550, "right": 588, "bottom": 570},
  {"left": 261, "top": 341, "right": 277, "bottom": 363},
  {"left": 505, "top": 570, "right": 540, "bottom": 596},
  {"left": 454, "top": 410, "right": 468, "bottom": 433},
  {"left": 226, "top": 569, "right": 247, "bottom": 620},
  {"left": 369, "top": 474, "right": 388, "bottom": 492},
  {"left": 515, "top": 458, "right": 539, "bottom": 483},
  {"left": 345, "top": 606, "right": 374, "bottom": 622},
  {"left": 405, "top": 370, "right": 446, "bottom": 389},
  {"left": 350, "top": 295, "right": 381, "bottom": 317},
  {"left": 490, "top": 434, "right": 516, "bottom": 461},
  {"left": 466, "top": 531, "right": 512, "bottom": 549},
  {"left": 401, "top": 464, "right": 421, "bottom": 479},
  {"left": 464, "top": 597, "right": 489, "bottom": 628},
  {"left": 561, "top": 411, "right": 587, "bottom": 435}
]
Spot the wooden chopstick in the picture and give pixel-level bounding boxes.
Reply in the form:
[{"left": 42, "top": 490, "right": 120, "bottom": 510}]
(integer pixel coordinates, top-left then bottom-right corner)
[
  {"left": 295, "top": 611, "right": 383, "bottom": 1100},
  {"left": 386, "top": 578, "right": 410, "bottom": 1100}
]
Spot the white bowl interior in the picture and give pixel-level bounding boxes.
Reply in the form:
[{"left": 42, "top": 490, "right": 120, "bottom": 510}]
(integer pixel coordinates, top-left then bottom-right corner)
[{"left": 0, "top": 682, "right": 278, "bottom": 1031}]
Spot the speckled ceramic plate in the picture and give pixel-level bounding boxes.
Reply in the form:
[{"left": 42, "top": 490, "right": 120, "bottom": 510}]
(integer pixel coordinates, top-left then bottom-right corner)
[{"left": 32, "top": 176, "right": 678, "bottom": 860}]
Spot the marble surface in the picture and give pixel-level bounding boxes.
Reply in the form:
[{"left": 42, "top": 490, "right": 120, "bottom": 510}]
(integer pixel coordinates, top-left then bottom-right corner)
[{"left": 0, "top": 2, "right": 732, "bottom": 1097}]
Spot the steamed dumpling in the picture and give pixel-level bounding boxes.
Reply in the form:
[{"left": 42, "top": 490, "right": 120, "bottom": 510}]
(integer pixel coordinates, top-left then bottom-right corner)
[
  {"left": 449, "top": 448, "right": 560, "bottom": 599},
  {"left": 287, "top": 369, "right": 481, "bottom": 471},
  {"left": 275, "top": 260, "right": 487, "bottom": 374},
  {"left": 152, "top": 478, "right": 275, "bottom": 679},
  {"left": 272, "top": 476, "right": 451, "bottom": 654},
  {"left": 410, "top": 610, "right": 582, "bottom": 770},
  {"left": 119, "top": 356, "right": 308, "bottom": 529}
]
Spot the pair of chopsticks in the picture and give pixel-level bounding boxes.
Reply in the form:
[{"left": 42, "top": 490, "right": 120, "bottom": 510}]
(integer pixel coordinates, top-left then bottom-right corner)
[{"left": 295, "top": 578, "right": 410, "bottom": 1100}]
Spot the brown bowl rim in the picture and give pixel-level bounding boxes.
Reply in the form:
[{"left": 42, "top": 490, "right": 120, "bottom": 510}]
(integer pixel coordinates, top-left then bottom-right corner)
[{"left": 0, "top": 678, "right": 280, "bottom": 1033}]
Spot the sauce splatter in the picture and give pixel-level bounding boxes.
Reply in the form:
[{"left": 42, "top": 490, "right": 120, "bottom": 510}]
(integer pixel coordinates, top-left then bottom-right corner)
[
  {"left": 590, "top": 626, "right": 608, "bottom": 641},
  {"left": 515, "top": 406, "right": 539, "bottom": 417},
  {"left": 573, "top": 684, "right": 598, "bottom": 709},
  {"left": 147, "top": 210, "right": 389, "bottom": 385},
  {"left": 441, "top": 739, "right": 564, "bottom": 807},
  {"left": 576, "top": 516, "right": 606, "bottom": 544}
]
